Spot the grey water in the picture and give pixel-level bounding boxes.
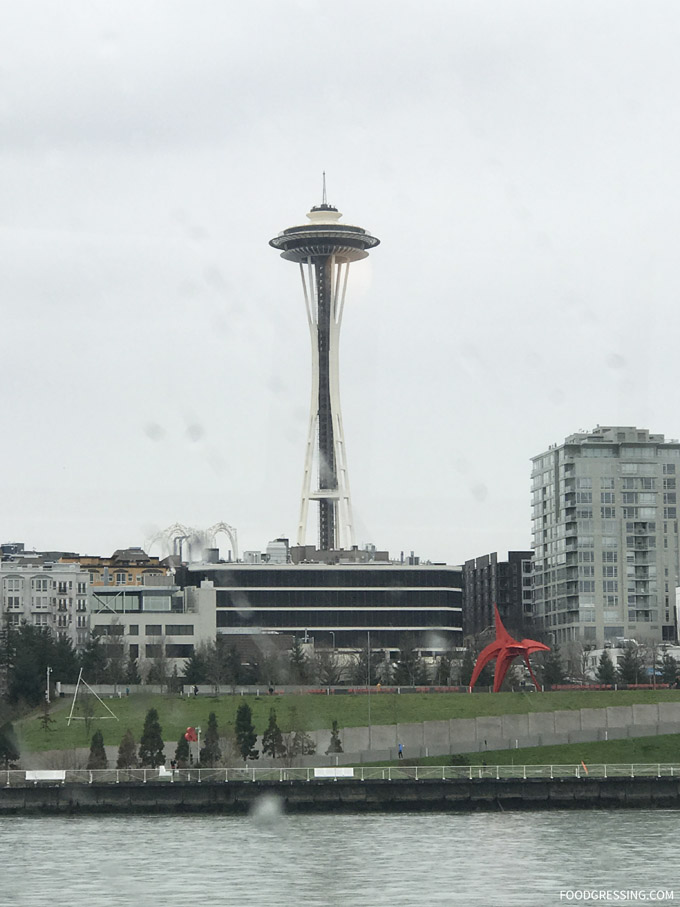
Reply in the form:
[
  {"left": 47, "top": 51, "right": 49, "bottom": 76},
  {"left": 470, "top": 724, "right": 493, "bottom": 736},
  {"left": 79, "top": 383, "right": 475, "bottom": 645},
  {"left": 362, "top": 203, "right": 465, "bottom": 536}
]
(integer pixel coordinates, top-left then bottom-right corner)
[{"left": 2, "top": 808, "right": 678, "bottom": 907}]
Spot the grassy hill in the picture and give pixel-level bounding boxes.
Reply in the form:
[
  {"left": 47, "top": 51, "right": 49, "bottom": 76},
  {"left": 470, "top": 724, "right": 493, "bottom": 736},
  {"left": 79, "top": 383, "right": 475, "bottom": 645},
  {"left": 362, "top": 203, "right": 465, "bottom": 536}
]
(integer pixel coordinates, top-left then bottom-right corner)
[{"left": 15, "top": 688, "right": 680, "bottom": 754}]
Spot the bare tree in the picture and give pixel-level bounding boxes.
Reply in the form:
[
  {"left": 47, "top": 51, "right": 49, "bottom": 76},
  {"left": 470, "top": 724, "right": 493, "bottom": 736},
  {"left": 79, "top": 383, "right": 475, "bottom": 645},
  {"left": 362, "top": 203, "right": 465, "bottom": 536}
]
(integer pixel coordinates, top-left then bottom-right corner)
[{"left": 312, "top": 649, "right": 345, "bottom": 685}]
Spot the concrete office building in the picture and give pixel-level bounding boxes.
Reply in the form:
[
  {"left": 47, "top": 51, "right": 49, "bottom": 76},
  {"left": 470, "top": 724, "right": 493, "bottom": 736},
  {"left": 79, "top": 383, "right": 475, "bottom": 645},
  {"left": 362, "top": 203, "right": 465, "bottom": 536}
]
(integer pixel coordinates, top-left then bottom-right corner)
[
  {"left": 531, "top": 426, "right": 680, "bottom": 647},
  {"left": 89, "top": 581, "right": 216, "bottom": 671},
  {"left": 463, "top": 551, "right": 533, "bottom": 639}
]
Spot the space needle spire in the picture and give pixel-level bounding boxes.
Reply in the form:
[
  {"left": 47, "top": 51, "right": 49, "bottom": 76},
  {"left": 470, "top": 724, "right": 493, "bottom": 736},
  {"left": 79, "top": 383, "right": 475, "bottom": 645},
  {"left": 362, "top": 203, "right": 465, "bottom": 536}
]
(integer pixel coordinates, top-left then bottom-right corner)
[{"left": 270, "top": 184, "right": 380, "bottom": 551}]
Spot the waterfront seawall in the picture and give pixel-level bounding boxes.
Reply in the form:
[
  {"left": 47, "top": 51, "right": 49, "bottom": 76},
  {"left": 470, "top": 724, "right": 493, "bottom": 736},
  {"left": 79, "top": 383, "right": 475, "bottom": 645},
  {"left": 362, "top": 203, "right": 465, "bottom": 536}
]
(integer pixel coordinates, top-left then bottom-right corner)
[{"left": 2, "top": 778, "right": 680, "bottom": 814}]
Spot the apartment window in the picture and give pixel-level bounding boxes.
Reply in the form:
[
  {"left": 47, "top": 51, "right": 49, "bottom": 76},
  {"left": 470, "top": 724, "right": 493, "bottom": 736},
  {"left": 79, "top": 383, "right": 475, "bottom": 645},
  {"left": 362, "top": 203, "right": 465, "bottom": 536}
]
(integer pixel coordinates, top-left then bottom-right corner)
[
  {"left": 76, "top": 615, "right": 88, "bottom": 628},
  {"left": 577, "top": 478, "right": 593, "bottom": 489},
  {"left": 128, "top": 625, "right": 139, "bottom": 636},
  {"left": 577, "top": 507, "right": 593, "bottom": 519},
  {"left": 6, "top": 596, "right": 21, "bottom": 609},
  {"left": 664, "top": 507, "right": 677, "bottom": 519},
  {"left": 166, "top": 644, "right": 194, "bottom": 658},
  {"left": 578, "top": 551, "right": 595, "bottom": 563},
  {"left": 602, "top": 551, "right": 618, "bottom": 562},
  {"left": 32, "top": 578, "right": 48, "bottom": 592},
  {"left": 579, "top": 581, "right": 595, "bottom": 593},
  {"left": 576, "top": 492, "right": 592, "bottom": 503},
  {"left": 663, "top": 464, "right": 676, "bottom": 475},
  {"left": 664, "top": 478, "right": 676, "bottom": 490},
  {"left": 76, "top": 599, "right": 87, "bottom": 612},
  {"left": 579, "top": 566, "right": 595, "bottom": 577},
  {"left": 603, "top": 580, "right": 618, "bottom": 593},
  {"left": 77, "top": 582, "right": 87, "bottom": 594},
  {"left": 145, "top": 625, "right": 162, "bottom": 636},
  {"left": 34, "top": 614, "right": 48, "bottom": 627},
  {"left": 165, "top": 625, "right": 194, "bottom": 636},
  {"left": 129, "top": 644, "right": 139, "bottom": 659},
  {"left": 603, "top": 566, "right": 618, "bottom": 577},
  {"left": 600, "top": 492, "right": 615, "bottom": 504},
  {"left": 600, "top": 477, "right": 615, "bottom": 489},
  {"left": 145, "top": 645, "right": 162, "bottom": 658},
  {"left": 664, "top": 493, "right": 676, "bottom": 504},
  {"left": 4, "top": 578, "right": 21, "bottom": 592},
  {"left": 601, "top": 506, "right": 616, "bottom": 519},
  {"left": 116, "top": 573, "right": 127, "bottom": 584}
]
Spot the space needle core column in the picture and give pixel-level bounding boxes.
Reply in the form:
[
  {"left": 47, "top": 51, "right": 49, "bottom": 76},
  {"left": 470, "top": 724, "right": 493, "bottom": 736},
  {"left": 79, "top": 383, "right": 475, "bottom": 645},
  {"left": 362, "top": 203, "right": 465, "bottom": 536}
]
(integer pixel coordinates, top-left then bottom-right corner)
[{"left": 270, "top": 194, "right": 379, "bottom": 551}]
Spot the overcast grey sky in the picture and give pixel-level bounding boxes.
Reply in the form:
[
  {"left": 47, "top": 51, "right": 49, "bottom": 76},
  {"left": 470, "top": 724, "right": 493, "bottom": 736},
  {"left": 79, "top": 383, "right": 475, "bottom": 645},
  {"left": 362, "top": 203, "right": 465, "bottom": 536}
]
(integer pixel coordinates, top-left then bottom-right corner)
[{"left": 2, "top": 1, "right": 680, "bottom": 564}]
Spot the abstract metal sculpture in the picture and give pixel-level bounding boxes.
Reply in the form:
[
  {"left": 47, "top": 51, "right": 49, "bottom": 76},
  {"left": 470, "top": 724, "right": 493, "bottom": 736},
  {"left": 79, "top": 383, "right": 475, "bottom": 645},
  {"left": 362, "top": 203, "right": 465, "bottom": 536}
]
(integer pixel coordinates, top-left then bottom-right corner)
[{"left": 469, "top": 605, "right": 550, "bottom": 692}]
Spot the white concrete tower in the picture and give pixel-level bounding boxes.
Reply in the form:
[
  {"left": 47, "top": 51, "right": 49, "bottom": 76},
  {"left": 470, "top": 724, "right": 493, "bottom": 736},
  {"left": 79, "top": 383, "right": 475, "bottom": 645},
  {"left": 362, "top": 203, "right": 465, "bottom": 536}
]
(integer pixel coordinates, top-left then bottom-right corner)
[{"left": 269, "top": 186, "right": 379, "bottom": 551}]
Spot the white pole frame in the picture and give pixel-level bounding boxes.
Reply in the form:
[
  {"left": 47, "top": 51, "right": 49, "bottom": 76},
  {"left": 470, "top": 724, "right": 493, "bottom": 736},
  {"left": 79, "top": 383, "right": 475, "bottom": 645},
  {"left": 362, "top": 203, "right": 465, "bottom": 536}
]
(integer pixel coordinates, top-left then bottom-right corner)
[{"left": 67, "top": 668, "right": 120, "bottom": 725}]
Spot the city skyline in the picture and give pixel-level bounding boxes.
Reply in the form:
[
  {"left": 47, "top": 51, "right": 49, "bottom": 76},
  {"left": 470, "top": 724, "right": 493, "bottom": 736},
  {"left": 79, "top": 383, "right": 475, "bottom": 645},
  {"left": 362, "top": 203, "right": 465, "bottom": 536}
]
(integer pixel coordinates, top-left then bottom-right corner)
[{"left": 3, "top": 3, "right": 680, "bottom": 564}]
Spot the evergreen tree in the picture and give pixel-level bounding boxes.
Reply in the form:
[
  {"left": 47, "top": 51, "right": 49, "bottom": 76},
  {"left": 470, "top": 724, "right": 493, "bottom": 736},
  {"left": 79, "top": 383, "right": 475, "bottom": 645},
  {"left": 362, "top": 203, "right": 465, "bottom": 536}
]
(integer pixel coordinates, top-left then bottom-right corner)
[
  {"left": 660, "top": 652, "right": 679, "bottom": 685},
  {"left": 116, "top": 729, "right": 138, "bottom": 768},
  {"left": 52, "top": 635, "right": 80, "bottom": 683},
  {"left": 182, "top": 649, "right": 208, "bottom": 685},
  {"left": 596, "top": 649, "right": 616, "bottom": 685},
  {"left": 174, "top": 733, "right": 190, "bottom": 768},
  {"left": 138, "top": 707, "right": 165, "bottom": 767},
  {"left": 7, "top": 624, "right": 53, "bottom": 706},
  {"left": 617, "top": 643, "right": 645, "bottom": 685},
  {"left": 349, "top": 645, "right": 379, "bottom": 686},
  {"left": 325, "top": 719, "right": 343, "bottom": 754},
  {"left": 168, "top": 665, "right": 181, "bottom": 694},
  {"left": 80, "top": 634, "right": 109, "bottom": 684},
  {"left": 38, "top": 699, "right": 56, "bottom": 736},
  {"left": 459, "top": 648, "right": 475, "bottom": 686},
  {"left": 235, "top": 702, "right": 258, "bottom": 762},
  {"left": 434, "top": 654, "right": 453, "bottom": 686},
  {"left": 287, "top": 705, "right": 316, "bottom": 756},
  {"left": 262, "top": 708, "right": 286, "bottom": 760},
  {"left": 199, "top": 711, "right": 221, "bottom": 766},
  {"left": 0, "top": 722, "right": 19, "bottom": 768},
  {"left": 87, "top": 730, "right": 108, "bottom": 770},
  {"left": 289, "top": 637, "right": 310, "bottom": 684},
  {"left": 541, "top": 646, "right": 566, "bottom": 686},
  {"left": 125, "top": 654, "right": 141, "bottom": 686}
]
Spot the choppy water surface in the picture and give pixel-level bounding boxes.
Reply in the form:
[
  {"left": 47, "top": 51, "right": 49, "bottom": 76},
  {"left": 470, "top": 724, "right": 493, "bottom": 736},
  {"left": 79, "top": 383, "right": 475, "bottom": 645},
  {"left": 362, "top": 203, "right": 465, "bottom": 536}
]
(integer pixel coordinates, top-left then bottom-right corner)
[{"left": 2, "top": 807, "right": 678, "bottom": 906}]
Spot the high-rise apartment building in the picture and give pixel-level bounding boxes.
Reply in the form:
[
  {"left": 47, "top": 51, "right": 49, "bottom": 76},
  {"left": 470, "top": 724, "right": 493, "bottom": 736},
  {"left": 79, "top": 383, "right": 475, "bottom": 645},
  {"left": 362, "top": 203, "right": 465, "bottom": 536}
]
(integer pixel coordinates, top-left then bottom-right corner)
[{"left": 531, "top": 426, "right": 680, "bottom": 647}]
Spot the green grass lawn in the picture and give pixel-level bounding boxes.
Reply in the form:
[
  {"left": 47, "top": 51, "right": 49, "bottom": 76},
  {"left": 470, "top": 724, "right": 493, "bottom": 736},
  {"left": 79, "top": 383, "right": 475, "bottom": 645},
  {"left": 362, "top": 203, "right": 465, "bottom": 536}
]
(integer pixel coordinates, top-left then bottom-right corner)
[
  {"left": 366, "top": 733, "right": 680, "bottom": 768},
  {"left": 16, "top": 688, "right": 680, "bottom": 754}
]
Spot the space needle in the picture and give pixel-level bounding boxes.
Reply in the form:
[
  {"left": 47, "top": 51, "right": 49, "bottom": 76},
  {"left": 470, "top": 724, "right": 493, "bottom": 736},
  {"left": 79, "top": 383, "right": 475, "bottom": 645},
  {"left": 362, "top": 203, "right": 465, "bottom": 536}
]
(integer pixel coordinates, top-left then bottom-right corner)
[{"left": 270, "top": 180, "right": 380, "bottom": 551}]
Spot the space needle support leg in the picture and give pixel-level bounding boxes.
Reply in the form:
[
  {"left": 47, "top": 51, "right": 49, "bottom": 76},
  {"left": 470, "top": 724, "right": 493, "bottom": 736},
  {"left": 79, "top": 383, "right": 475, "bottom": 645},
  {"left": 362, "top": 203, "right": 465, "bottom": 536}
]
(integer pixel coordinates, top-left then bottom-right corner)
[{"left": 297, "top": 259, "right": 318, "bottom": 546}]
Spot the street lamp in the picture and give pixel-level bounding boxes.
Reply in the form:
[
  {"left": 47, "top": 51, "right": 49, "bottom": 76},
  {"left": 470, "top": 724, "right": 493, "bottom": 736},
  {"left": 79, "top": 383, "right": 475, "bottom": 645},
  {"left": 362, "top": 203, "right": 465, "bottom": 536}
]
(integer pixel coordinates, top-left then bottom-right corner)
[
  {"left": 367, "top": 630, "right": 371, "bottom": 750},
  {"left": 329, "top": 631, "right": 336, "bottom": 649}
]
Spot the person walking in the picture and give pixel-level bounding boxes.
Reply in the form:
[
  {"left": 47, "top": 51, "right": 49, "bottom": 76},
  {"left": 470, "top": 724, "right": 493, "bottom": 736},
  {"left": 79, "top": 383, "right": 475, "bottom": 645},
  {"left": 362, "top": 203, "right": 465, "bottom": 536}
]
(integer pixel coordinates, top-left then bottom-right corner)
[{"left": 398, "top": 742, "right": 403, "bottom": 760}]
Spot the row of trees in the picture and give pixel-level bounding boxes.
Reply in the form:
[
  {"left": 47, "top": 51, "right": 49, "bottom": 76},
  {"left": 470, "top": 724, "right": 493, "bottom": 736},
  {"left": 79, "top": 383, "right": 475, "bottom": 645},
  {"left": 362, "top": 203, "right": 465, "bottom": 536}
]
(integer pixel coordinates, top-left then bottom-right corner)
[
  {"left": 87, "top": 704, "right": 339, "bottom": 771},
  {"left": 0, "top": 623, "right": 147, "bottom": 707}
]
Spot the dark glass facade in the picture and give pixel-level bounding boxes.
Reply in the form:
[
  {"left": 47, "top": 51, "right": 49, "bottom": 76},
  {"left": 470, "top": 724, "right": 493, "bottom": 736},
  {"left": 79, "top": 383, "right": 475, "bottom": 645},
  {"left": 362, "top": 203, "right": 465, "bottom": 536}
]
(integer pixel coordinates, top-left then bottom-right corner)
[{"left": 187, "top": 565, "right": 463, "bottom": 650}]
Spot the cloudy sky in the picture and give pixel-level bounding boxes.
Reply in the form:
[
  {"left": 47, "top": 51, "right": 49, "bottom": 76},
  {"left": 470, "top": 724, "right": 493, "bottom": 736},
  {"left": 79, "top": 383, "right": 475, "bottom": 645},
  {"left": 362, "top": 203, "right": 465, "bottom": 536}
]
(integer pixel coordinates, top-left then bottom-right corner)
[{"left": 2, "top": 1, "right": 680, "bottom": 564}]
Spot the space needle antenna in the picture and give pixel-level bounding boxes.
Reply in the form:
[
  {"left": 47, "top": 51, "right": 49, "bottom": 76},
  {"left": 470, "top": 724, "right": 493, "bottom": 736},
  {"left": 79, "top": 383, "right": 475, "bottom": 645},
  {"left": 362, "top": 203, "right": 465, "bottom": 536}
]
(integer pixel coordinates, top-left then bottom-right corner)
[{"left": 322, "top": 171, "right": 327, "bottom": 206}]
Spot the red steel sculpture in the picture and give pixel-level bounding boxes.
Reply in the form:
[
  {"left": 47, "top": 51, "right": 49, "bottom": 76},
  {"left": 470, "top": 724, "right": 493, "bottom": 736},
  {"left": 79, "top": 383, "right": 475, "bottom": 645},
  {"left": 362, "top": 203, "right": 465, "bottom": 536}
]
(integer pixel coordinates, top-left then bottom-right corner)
[{"left": 469, "top": 604, "right": 550, "bottom": 693}]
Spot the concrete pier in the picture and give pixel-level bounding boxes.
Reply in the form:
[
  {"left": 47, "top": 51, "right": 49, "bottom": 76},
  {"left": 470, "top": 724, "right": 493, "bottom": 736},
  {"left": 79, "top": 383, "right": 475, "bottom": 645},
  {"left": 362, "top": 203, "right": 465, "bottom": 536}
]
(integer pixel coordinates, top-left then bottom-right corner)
[{"left": 2, "top": 777, "right": 679, "bottom": 815}]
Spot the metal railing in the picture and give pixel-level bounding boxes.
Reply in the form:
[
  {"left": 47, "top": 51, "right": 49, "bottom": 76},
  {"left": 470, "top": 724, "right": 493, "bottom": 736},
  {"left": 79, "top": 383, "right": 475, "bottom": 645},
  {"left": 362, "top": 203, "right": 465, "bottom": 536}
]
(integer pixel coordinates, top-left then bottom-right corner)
[{"left": 4, "top": 763, "right": 680, "bottom": 787}]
